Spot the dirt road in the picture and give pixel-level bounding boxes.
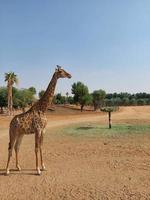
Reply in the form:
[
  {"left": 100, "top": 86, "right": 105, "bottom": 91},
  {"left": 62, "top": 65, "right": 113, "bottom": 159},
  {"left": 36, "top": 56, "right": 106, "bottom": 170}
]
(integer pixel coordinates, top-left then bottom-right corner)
[{"left": 0, "top": 106, "right": 150, "bottom": 200}]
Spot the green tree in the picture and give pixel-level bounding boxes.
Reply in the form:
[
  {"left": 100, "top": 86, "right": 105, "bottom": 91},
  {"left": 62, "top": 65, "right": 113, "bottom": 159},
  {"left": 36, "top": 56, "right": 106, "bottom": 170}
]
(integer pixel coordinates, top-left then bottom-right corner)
[
  {"left": 92, "top": 89, "right": 106, "bottom": 110},
  {"left": 12, "top": 87, "right": 20, "bottom": 108},
  {"left": 5, "top": 72, "right": 18, "bottom": 115},
  {"left": 67, "top": 96, "right": 74, "bottom": 104},
  {"left": 0, "top": 87, "right": 7, "bottom": 113},
  {"left": 130, "top": 98, "right": 137, "bottom": 106},
  {"left": 55, "top": 93, "right": 62, "bottom": 104},
  {"left": 54, "top": 93, "right": 66, "bottom": 104},
  {"left": 146, "top": 98, "right": 150, "bottom": 105},
  {"left": 39, "top": 90, "right": 45, "bottom": 99},
  {"left": 16, "top": 89, "right": 36, "bottom": 112},
  {"left": 104, "top": 99, "right": 113, "bottom": 107},
  {"left": 28, "top": 87, "right": 36, "bottom": 95},
  {"left": 72, "top": 82, "right": 91, "bottom": 111},
  {"left": 122, "top": 97, "right": 129, "bottom": 106},
  {"left": 137, "top": 99, "right": 146, "bottom": 106},
  {"left": 80, "top": 94, "right": 93, "bottom": 112},
  {"left": 113, "top": 97, "right": 122, "bottom": 106}
]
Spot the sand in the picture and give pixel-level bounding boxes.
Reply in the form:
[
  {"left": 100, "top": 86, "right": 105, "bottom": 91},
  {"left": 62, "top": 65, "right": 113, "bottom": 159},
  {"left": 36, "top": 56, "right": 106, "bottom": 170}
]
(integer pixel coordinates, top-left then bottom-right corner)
[{"left": 0, "top": 106, "right": 150, "bottom": 200}]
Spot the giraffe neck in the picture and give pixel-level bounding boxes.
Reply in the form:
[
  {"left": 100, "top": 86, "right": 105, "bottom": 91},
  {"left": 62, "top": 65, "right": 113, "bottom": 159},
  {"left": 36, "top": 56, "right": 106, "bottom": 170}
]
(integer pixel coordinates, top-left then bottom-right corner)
[{"left": 34, "top": 72, "right": 58, "bottom": 113}]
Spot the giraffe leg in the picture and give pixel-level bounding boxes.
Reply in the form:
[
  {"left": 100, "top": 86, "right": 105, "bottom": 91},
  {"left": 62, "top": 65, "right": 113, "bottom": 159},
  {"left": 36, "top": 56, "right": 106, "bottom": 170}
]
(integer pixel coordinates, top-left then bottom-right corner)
[
  {"left": 6, "top": 130, "right": 16, "bottom": 175},
  {"left": 14, "top": 134, "right": 24, "bottom": 171},
  {"left": 40, "top": 132, "right": 46, "bottom": 171},
  {"left": 35, "top": 131, "right": 41, "bottom": 175}
]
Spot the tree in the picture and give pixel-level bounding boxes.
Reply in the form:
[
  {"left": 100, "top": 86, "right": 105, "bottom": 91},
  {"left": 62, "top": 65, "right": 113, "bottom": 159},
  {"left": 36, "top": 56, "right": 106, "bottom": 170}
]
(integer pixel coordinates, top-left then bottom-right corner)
[
  {"left": 113, "top": 97, "right": 122, "bottom": 106},
  {"left": 39, "top": 90, "right": 45, "bottom": 99},
  {"left": 146, "top": 98, "right": 150, "bottom": 105},
  {"left": 79, "top": 94, "right": 93, "bottom": 112},
  {"left": 137, "top": 99, "right": 146, "bottom": 106},
  {"left": 130, "top": 98, "right": 137, "bottom": 106},
  {"left": 67, "top": 96, "right": 74, "bottom": 104},
  {"left": 54, "top": 93, "right": 66, "bottom": 104},
  {"left": 72, "top": 82, "right": 91, "bottom": 111},
  {"left": 15, "top": 89, "right": 36, "bottom": 112},
  {"left": 0, "top": 87, "right": 7, "bottom": 113},
  {"left": 92, "top": 89, "right": 106, "bottom": 110},
  {"left": 12, "top": 87, "right": 20, "bottom": 108},
  {"left": 101, "top": 107, "right": 119, "bottom": 129},
  {"left": 72, "top": 82, "right": 88, "bottom": 102},
  {"left": 0, "top": 86, "right": 36, "bottom": 113},
  {"left": 104, "top": 99, "right": 113, "bottom": 107},
  {"left": 5, "top": 72, "right": 18, "bottom": 115},
  {"left": 55, "top": 93, "right": 62, "bottom": 104},
  {"left": 28, "top": 87, "right": 36, "bottom": 95},
  {"left": 122, "top": 97, "right": 129, "bottom": 106}
]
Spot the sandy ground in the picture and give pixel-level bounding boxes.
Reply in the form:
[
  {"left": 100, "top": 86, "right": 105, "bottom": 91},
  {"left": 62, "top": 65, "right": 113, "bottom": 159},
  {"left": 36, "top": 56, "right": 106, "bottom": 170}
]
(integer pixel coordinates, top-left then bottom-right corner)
[{"left": 0, "top": 106, "right": 150, "bottom": 200}]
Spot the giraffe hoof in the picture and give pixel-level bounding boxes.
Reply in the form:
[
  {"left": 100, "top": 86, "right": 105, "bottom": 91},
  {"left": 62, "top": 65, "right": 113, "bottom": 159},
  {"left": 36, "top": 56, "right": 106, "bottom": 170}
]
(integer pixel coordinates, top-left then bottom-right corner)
[
  {"left": 16, "top": 165, "right": 21, "bottom": 171},
  {"left": 5, "top": 170, "right": 10, "bottom": 176},
  {"left": 41, "top": 164, "right": 46, "bottom": 171},
  {"left": 37, "top": 169, "right": 41, "bottom": 175}
]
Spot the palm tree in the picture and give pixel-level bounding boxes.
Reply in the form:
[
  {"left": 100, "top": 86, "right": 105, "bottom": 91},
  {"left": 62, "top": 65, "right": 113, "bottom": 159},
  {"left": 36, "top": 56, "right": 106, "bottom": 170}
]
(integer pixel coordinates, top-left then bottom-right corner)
[{"left": 5, "top": 72, "right": 18, "bottom": 115}]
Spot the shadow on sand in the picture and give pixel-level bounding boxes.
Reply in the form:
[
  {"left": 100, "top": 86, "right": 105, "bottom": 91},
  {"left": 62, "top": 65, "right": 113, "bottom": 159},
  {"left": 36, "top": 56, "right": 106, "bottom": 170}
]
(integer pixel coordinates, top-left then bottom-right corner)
[
  {"left": 0, "top": 168, "right": 41, "bottom": 176},
  {"left": 76, "top": 126, "right": 108, "bottom": 130},
  {"left": 76, "top": 126, "right": 94, "bottom": 130}
]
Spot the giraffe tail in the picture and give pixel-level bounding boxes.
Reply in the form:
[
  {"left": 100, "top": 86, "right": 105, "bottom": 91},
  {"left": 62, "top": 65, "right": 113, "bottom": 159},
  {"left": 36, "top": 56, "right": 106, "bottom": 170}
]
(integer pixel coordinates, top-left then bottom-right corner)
[{"left": 8, "top": 128, "right": 16, "bottom": 156}]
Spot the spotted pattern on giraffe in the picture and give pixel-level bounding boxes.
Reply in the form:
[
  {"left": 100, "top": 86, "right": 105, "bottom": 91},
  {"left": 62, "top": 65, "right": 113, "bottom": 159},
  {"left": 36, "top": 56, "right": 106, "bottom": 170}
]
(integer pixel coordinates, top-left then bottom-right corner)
[{"left": 10, "top": 112, "right": 47, "bottom": 135}]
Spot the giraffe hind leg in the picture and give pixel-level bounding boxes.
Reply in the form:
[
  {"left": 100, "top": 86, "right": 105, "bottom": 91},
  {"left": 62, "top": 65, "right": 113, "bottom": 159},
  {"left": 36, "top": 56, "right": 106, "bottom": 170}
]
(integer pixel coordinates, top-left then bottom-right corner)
[
  {"left": 40, "top": 131, "right": 46, "bottom": 171},
  {"left": 14, "top": 134, "right": 24, "bottom": 171},
  {"left": 6, "top": 130, "right": 16, "bottom": 175}
]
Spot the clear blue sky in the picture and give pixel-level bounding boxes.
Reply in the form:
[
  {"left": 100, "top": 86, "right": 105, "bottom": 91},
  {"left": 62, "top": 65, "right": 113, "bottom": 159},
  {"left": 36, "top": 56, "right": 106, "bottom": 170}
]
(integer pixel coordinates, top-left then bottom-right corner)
[{"left": 0, "top": 0, "right": 150, "bottom": 95}]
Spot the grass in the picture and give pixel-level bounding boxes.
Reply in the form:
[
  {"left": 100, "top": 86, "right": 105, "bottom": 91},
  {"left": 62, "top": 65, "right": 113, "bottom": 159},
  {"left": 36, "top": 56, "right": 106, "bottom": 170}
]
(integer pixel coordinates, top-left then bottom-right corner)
[{"left": 63, "top": 123, "right": 150, "bottom": 138}]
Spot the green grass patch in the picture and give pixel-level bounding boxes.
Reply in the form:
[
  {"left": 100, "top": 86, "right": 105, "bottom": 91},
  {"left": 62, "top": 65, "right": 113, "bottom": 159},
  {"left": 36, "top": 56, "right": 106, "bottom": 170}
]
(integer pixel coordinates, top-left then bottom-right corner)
[{"left": 63, "top": 123, "right": 150, "bottom": 138}]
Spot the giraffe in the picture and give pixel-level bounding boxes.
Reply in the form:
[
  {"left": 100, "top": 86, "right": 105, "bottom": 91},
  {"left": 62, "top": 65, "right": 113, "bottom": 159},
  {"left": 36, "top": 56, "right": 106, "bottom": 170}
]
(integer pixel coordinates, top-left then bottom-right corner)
[{"left": 5, "top": 66, "right": 72, "bottom": 175}]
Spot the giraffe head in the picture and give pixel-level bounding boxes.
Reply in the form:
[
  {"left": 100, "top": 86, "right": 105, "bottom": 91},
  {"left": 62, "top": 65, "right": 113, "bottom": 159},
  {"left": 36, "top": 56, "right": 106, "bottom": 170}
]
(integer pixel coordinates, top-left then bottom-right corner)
[{"left": 55, "top": 65, "right": 72, "bottom": 79}]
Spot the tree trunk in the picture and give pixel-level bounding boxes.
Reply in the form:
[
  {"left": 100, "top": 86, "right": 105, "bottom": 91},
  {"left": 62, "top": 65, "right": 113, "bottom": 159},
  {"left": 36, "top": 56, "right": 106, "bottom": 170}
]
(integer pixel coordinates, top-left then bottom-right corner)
[
  {"left": 81, "top": 105, "right": 84, "bottom": 112},
  {"left": 108, "top": 111, "right": 112, "bottom": 129},
  {"left": 0, "top": 107, "right": 4, "bottom": 114},
  {"left": 94, "top": 103, "right": 97, "bottom": 111},
  {"left": 7, "top": 84, "right": 13, "bottom": 115}
]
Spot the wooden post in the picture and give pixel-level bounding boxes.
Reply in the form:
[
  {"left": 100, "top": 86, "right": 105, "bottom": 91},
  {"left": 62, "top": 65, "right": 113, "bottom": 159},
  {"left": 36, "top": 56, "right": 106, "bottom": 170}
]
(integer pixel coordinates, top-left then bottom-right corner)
[{"left": 109, "top": 111, "right": 111, "bottom": 129}]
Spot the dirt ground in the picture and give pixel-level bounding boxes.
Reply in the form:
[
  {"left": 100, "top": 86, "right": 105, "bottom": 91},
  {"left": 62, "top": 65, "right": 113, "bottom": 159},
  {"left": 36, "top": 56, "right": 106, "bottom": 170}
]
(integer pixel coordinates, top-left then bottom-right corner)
[{"left": 0, "top": 106, "right": 150, "bottom": 200}]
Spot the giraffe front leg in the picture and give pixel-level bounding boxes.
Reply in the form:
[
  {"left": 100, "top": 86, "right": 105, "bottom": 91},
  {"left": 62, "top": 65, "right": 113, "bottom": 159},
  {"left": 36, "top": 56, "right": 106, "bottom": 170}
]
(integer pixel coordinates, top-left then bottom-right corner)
[
  {"left": 6, "top": 152, "right": 11, "bottom": 175},
  {"left": 15, "top": 150, "right": 21, "bottom": 171},
  {"left": 40, "top": 148, "right": 46, "bottom": 171},
  {"left": 35, "top": 148, "right": 41, "bottom": 175},
  {"left": 35, "top": 132, "right": 41, "bottom": 175}
]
